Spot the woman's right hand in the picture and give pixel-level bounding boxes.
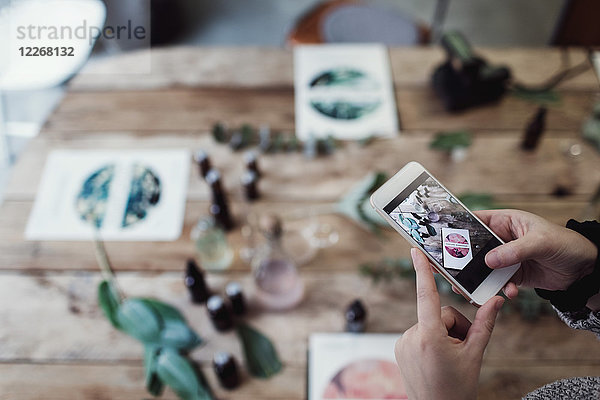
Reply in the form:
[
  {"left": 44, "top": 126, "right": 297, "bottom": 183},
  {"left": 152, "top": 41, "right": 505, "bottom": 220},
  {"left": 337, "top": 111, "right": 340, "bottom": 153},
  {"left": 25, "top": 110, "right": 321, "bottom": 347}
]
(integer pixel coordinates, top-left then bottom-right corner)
[{"left": 474, "top": 209, "right": 597, "bottom": 299}]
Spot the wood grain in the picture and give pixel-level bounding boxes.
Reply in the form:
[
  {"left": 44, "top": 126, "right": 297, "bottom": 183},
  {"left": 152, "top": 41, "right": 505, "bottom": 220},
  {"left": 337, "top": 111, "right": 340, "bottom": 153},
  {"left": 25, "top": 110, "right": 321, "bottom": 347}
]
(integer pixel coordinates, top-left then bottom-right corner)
[
  {"left": 2, "top": 362, "right": 600, "bottom": 400},
  {"left": 69, "top": 47, "right": 598, "bottom": 92},
  {"left": 0, "top": 200, "right": 593, "bottom": 272},
  {"left": 0, "top": 272, "right": 598, "bottom": 364},
  {"left": 40, "top": 88, "right": 597, "bottom": 134},
  {"left": 5, "top": 133, "right": 600, "bottom": 202},
  {"left": 2, "top": 47, "right": 600, "bottom": 399}
]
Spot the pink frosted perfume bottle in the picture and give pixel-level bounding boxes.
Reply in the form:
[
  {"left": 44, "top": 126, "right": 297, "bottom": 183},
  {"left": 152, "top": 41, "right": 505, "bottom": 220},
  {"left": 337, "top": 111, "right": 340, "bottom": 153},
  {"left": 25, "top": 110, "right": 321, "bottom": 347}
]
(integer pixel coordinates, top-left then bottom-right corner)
[{"left": 251, "top": 214, "right": 304, "bottom": 311}]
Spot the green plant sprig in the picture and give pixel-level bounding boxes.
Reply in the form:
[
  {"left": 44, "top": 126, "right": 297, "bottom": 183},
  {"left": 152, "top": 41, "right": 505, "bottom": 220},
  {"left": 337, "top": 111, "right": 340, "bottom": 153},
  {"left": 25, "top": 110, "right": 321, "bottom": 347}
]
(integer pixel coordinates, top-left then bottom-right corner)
[{"left": 95, "top": 242, "right": 212, "bottom": 400}]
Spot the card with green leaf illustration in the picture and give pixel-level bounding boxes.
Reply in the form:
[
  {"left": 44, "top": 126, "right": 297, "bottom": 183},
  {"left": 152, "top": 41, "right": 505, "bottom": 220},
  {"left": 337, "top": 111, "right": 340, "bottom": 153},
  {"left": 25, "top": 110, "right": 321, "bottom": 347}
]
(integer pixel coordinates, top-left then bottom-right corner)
[
  {"left": 25, "top": 149, "right": 189, "bottom": 241},
  {"left": 294, "top": 44, "right": 399, "bottom": 141}
]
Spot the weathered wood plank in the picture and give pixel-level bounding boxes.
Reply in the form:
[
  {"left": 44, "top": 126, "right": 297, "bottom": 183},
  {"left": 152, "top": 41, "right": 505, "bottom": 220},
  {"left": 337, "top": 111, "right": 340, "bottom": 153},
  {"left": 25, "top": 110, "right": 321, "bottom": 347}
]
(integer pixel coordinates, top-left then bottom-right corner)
[
  {"left": 479, "top": 364, "right": 600, "bottom": 400},
  {"left": 0, "top": 363, "right": 305, "bottom": 400},
  {"left": 5, "top": 133, "right": 600, "bottom": 202},
  {"left": 40, "top": 87, "right": 597, "bottom": 133},
  {"left": 0, "top": 200, "right": 594, "bottom": 272},
  {"left": 0, "top": 272, "right": 598, "bottom": 365},
  {"left": 1, "top": 362, "right": 599, "bottom": 400},
  {"left": 69, "top": 47, "right": 598, "bottom": 92}
]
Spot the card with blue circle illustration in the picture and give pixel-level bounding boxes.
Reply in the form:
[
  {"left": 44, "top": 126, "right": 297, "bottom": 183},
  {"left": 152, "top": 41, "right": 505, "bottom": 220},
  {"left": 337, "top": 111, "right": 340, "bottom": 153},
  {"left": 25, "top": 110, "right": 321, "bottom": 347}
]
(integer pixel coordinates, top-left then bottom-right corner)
[{"left": 442, "top": 227, "right": 473, "bottom": 270}]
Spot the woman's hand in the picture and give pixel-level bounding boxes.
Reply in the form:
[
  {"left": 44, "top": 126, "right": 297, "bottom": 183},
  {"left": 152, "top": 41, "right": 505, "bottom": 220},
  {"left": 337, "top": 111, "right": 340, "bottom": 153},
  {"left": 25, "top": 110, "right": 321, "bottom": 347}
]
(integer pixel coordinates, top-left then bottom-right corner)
[
  {"left": 475, "top": 209, "right": 598, "bottom": 299},
  {"left": 395, "top": 248, "right": 504, "bottom": 400}
]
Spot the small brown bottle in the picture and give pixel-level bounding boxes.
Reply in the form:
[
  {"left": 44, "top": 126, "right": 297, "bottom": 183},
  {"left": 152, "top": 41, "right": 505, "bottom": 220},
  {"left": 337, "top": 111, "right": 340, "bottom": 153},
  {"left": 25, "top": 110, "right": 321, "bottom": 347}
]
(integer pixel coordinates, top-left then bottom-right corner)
[
  {"left": 225, "top": 282, "right": 247, "bottom": 316},
  {"left": 206, "top": 295, "right": 234, "bottom": 332},
  {"left": 345, "top": 299, "right": 367, "bottom": 333},
  {"left": 213, "top": 352, "right": 241, "bottom": 390},
  {"left": 521, "top": 107, "right": 547, "bottom": 151},
  {"left": 244, "top": 151, "right": 261, "bottom": 177},
  {"left": 205, "top": 169, "right": 234, "bottom": 231},
  {"left": 184, "top": 259, "right": 211, "bottom": 304},
  {"left": 193, "top": 150, "right": 212, "bottom": 178},
  {"left": 241, "top": 170, "right": 260, "bottom": 202}
]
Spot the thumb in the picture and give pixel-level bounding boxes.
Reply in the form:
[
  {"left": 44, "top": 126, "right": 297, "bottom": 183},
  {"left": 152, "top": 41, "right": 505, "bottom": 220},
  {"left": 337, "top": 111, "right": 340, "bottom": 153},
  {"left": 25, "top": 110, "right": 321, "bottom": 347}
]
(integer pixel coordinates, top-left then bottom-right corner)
[
  {"left": 465, "top": 296, "right": 504, "bottom": 353},
  {"left": 485, "top": 236, "right": 540, "bottom": 269}
]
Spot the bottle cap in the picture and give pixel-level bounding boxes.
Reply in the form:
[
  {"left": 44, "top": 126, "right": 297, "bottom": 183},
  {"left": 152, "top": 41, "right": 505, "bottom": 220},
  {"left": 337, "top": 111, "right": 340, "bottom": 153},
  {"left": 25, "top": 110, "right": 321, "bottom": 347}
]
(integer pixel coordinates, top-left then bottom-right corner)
[
  {"left": 205, "top": 169, "right": 221, "bottom": 185},
  {"left": 207, "top": 295, "right": 225, "bottom": 311},
  {"left": 225, "top": 282, "right": 242, "bottom": 297},
  {"left": 193, "top": 150, "right": 208, "bottom": 163},
  {"left": 241, "top": 170, "right": 258, "bottom": 185}
]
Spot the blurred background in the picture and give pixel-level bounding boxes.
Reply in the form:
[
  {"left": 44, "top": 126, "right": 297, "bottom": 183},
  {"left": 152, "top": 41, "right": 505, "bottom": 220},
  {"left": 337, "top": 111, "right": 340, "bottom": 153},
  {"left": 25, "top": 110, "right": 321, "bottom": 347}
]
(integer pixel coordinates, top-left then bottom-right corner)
[{"left": 0, "top": 0, "right": 598, "bottom": 199}]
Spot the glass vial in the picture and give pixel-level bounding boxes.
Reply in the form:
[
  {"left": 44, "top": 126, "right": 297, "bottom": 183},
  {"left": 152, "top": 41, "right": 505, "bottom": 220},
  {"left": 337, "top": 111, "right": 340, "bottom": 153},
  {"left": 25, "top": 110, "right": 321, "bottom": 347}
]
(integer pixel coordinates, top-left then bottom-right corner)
[
  {"left": 251, "top": 214, "right": 304, "bottom": 311},
  {"left": 190, "top": 216, "right": 234, "bottom": 271},
  {"left": 213, "top": 352, "right": 241, "bottom": 390},
  {"left": 184, "top": 259, "right": 211, "bottom": 304},
  {"left": 206, "top": 295, "right": 234, "bottom": 332}
]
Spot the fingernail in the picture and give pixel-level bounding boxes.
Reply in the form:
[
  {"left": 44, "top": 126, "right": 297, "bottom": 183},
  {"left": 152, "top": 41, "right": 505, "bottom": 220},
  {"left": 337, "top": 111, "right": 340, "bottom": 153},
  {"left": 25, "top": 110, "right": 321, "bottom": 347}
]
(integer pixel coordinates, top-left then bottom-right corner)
[
  {"left": 486, "top": 251, "right": 500, "bottom": 268},
  {"left": 495, "top": 298, "right": 505, "bottom": 312}
]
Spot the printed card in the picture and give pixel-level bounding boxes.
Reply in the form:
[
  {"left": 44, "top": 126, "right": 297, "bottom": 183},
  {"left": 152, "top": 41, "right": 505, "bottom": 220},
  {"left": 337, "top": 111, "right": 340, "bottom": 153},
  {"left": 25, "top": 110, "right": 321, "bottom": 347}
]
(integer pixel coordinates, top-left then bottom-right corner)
[{"left": 441, "top": 227, "right": 473, "bottom": 270}]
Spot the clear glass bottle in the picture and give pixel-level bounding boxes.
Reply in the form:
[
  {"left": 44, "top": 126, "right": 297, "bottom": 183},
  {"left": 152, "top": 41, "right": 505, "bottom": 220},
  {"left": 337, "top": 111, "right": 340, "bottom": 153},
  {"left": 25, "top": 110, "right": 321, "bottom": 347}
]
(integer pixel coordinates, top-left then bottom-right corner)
[
  {"left": 191, "top": 216, "right": 234, "bottom": 271},
  {"left": 252, "top": 214, "right": 304, "bottom": 311}
]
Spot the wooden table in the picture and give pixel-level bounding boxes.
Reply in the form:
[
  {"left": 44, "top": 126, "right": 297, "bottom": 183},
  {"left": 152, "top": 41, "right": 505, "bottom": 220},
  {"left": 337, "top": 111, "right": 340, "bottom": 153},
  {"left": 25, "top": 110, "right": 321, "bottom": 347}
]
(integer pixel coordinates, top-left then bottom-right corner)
[{"left": 1, "top": 47, "right": 600, "bottom": 399}]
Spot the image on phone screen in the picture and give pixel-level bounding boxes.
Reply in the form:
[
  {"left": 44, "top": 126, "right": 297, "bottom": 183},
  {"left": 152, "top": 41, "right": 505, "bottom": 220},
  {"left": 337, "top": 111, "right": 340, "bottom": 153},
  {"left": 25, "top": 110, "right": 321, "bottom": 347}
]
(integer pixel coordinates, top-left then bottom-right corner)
[{"left": 383, "top": 172, "right": 501, "bottom": 293}]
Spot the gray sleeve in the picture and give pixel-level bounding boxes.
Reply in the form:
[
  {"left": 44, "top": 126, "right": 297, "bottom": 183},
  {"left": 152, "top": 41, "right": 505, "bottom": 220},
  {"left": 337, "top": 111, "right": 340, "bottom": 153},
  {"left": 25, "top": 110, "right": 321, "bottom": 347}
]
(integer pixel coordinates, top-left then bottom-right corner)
[
  {"left": 523, "top": 377, "right": 600, "bottom": 399},
  {"left": 555, "top": 307, "right": 600, "bottom": 338}
]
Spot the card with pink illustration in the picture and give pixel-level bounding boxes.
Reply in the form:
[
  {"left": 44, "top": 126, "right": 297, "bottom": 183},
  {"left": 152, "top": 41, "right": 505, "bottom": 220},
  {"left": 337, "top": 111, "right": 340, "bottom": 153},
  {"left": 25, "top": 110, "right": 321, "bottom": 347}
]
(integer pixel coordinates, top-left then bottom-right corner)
[
  {"left": 308, "top": 333, "right": 407, "bottom": 400},
  {"left": 441, "top": 227, "right": 473, "bottom": 270}
]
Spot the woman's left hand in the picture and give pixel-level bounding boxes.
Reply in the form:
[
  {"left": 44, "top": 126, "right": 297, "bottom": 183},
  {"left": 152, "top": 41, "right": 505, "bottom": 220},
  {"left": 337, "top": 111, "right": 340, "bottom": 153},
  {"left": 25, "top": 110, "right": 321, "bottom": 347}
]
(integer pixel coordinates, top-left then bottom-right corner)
[{"left": 395, "top": 248, "right": 505, "bottom": 400}]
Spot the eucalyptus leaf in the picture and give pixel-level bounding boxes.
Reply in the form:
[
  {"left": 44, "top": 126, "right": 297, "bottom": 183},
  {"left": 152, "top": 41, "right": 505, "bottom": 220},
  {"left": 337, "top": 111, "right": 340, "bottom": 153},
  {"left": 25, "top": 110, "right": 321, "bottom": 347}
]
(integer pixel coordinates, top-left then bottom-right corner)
[
  {"left": 511, "top": 87, "right": 561, "bottom": 105},
  {"left": 458, "top": 193, "right": 501, "bottom": 211},
  {"left": 116, "top": 298, "right": 162, "bottom": 344},
  {"left": 236, "top": 322, "right": 282, "bottom": 379},
  {"left": 336, "top": 172, "right": 388, "bottom": 232},
  {"left": 156, "top": 348, "right": 213, "bottom": 400},
  {"left": 98, "top": 280, "right": 121, "bottom": 329},
  {"left": 429, "top": 131, "right": 472, "bottom": 152},
  {"left": 144, "top": 346, "right": 165, "bottom": 396},
  {"left": 141, "top": 299, "right": 203, "bottom": 350}
]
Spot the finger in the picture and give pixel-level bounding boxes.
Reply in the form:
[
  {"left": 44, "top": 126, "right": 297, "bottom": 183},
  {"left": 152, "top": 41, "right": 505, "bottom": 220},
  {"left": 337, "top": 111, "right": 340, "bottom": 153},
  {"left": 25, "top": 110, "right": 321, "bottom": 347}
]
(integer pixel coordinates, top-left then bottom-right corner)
[
  {"left": 502, "top": 281, "right": 519, "bottom": 299},
  {"left": 411, "top": 248, "right": 441, "bottom": 327},
  {"left": 473, "top": 209, "right": 518, "bottom": 243},
  {"left": 441, "top": 306, "right": 471, "bottom": 340},
  {"left": 466, "top": 296, "right": 504, "bottom": 353},
  {"left": 485, "top": 237, "right": 543, "bottom": 269}
]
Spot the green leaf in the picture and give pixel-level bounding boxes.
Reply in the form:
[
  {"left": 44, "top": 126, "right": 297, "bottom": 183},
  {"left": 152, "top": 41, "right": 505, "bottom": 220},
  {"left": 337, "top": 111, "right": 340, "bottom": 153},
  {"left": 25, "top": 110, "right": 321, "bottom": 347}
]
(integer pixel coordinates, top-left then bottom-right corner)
[
  {"left": 336, "top": 172, "right": 389, "bottom": 232},
  {"left": 430, "top": 131, "right": 472, "bottom": 152},
  {"left": 511, "top": 87, "right": 561, "bottom": 105},
  {"left": 144, "top": 346, "right": 165, "bottom": 396},
  {"left": 115, "top": 298, "right": 162, "bottom": 343},
  {"left": 98, "top": 280, "right": 121, "bottom": 329},
  {"left": 156, "top": 348, "right": 213, "bottom": 400},
  {"left": 237, "top": 322, "right": 282, "bottom": 379},
  {"left": 140, "top": 299, "right": 203, "bottom": 350},
  {"left": 458, "top": 193, "right": 501, "bottom": 211}
]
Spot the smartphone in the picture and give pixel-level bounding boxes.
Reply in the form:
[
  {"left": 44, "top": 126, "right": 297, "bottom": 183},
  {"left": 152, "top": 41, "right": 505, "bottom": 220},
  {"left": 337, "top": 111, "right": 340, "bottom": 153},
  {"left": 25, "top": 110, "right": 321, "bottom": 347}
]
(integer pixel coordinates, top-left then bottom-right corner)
[{"left": 370, "top": 161, "right": 519, "bottom": 306}]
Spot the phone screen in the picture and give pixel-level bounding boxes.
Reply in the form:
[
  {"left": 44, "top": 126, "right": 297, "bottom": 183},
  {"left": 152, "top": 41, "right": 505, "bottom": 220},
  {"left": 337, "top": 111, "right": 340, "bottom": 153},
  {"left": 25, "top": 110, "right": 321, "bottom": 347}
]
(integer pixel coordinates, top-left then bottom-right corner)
[{"left": 383, "top": 171, "right": 500, "bottom": 294}]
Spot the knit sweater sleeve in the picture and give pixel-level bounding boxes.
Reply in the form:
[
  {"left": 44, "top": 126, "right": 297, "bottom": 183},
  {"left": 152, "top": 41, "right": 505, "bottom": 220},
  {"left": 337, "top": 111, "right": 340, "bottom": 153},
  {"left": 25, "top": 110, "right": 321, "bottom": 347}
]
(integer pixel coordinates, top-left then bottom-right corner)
[{"left": 555, "top": 307, "right": 600, "bottom": 338}]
